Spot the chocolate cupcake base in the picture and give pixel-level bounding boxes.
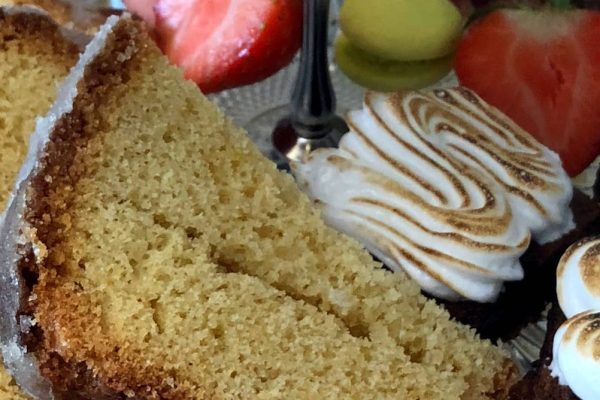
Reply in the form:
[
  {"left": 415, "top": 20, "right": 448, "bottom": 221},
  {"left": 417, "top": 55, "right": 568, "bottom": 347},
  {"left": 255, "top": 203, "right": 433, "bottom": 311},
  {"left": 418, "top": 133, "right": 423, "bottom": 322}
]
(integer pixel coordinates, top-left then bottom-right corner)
[
  {"left": 509, "top": 303, "right": 580, "bottom": 399},
  {"left": 433, "top": 189, "right": 600, "bottom": 342}
]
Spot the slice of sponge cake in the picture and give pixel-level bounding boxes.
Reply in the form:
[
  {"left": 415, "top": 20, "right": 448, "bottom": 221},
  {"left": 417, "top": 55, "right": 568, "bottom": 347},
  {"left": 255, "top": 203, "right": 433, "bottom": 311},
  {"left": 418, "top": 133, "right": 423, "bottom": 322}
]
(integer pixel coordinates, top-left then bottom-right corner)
[
  {"left": 0, "top": 15, "right": 517, "bottom": 399},
  {"left": 0, "top": 6, "right": 79, "bottom": 208},
  {"left": 0, "top": 6, "right": 79, "bottom": 399}
]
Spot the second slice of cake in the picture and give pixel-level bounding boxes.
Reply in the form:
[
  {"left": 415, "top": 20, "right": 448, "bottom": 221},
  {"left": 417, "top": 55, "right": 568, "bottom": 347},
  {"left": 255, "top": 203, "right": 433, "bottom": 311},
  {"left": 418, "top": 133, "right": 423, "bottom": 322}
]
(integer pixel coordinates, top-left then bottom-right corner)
[
  {"left": 0, "top": 14, "right": 516, "bottom": 399},
  {"left": 0, "top": 6, "right": 81, "bottom": 399}
]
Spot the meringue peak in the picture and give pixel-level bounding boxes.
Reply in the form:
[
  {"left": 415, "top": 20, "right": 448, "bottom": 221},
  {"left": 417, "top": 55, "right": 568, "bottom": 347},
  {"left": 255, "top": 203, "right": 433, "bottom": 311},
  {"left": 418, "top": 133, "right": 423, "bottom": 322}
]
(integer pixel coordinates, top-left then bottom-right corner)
[{"left": 294, "top": 87, "right": 573, "bottom": 302}]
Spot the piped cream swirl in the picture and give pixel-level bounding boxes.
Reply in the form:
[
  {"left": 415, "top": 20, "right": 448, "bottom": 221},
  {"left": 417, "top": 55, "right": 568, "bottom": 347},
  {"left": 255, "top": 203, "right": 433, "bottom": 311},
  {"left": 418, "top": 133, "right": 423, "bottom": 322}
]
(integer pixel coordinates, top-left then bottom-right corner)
[
  {"left": 557, "top": 236, "right": 600, "bottom": 319},
  {"left": 552, "top": 237, "right": 600, "bottom": 399},
  {"left": 293, "top": 88, "right": 573, "bottom": 302},
  {"left": 550, "top": 311, "right": 600, "bottom": 400}
]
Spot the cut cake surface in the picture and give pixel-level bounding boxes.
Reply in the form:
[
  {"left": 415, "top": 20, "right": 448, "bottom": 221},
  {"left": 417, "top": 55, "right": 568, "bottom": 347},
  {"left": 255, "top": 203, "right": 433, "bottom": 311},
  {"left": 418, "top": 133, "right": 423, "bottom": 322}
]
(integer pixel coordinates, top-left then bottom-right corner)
[
  {"left": 0, "top": 15, "right": 517, "bottom": 399},
  {"left": 0, "top": 6, "right": 79, "bottom": 399}
]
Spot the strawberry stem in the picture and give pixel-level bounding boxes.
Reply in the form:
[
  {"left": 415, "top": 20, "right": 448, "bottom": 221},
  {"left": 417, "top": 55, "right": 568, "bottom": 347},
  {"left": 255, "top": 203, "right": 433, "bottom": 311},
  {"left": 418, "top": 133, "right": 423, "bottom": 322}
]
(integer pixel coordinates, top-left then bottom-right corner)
[{"left": 550, "top": 0, "right": 572, "bottom": 9}]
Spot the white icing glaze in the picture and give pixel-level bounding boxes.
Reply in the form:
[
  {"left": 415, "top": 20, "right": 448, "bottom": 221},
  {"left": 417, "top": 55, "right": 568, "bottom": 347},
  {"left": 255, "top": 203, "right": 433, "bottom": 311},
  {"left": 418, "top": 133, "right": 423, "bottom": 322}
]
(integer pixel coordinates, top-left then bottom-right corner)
[
  {"left": 294, "top": 88, "right": 573, "bottom": 302},
  {"left": 557, "top": 237, "right": 600, "bottom": 319},
  {"left": 551, "top": 311, "right": 600, "bottom": 400},
  {"left": 0, "top": 14, "right": 125, "bottom": 400}
]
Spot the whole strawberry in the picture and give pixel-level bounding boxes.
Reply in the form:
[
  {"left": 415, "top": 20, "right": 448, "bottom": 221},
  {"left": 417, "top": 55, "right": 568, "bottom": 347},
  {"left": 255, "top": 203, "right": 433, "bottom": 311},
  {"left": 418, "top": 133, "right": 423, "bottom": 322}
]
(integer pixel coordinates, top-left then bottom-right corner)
[{"left": 455, "top": 2, "right": 600, "bottom": 176}]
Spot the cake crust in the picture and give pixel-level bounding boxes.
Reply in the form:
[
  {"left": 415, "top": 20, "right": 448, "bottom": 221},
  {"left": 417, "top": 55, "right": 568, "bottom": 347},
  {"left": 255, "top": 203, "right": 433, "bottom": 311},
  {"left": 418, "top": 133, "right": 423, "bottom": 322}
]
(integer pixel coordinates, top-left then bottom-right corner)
[
  {"left": 0, "top": 0, "right": 120, "bottom": 34},
  {"left": 0, "top": 6, "right": 82, "bottom": 51}
]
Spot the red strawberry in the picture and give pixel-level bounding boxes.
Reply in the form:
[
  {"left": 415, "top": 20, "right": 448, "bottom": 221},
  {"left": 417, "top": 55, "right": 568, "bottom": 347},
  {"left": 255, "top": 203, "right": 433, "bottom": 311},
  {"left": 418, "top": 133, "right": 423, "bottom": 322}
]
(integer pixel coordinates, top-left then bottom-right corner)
[
  {"left": 154, "top": 0, "right": 303, "bottom": 94},
  {"left": 455, "top": 8, "right": 600, "bottom": 176},
  {"left": 123, "top": 0, "right": 157, "bottom": 27}
]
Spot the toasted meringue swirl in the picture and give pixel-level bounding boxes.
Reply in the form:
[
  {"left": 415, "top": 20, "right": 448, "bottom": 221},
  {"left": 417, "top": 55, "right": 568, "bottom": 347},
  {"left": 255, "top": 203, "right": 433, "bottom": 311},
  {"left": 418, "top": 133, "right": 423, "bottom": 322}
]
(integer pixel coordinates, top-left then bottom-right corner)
[
  {"left": 293, "top": 88, "right": 573, "bottom": 302},
  {"left": 551, "top": 311, "right": 600, "bottom": 400},
  {"left": 557, "top": 236, "right": 600, "bottom": 318}
]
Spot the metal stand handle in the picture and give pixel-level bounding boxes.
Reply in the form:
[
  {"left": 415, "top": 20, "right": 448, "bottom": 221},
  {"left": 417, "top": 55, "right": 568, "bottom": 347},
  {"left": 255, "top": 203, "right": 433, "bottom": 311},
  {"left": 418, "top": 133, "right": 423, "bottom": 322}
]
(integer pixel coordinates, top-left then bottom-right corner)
[
  {"left": 272, "top": 0, "right": 347, "bottom": 163},
  {"left": 290, "top": 0, "right": 336, "bottom": 138}
]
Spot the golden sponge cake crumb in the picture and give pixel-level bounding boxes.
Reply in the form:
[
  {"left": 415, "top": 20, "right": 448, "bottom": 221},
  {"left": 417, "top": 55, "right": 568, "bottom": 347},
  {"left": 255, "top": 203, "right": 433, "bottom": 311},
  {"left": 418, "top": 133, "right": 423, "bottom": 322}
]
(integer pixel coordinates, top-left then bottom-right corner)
[
  {"left": 0, "top": 7, "right": 78, "bottom": 207},
  {"left": 6, "top": 16, "right": 517, "bottom": 399},
  {"left": 0, "top": 370, "right": 26, "bottom": 400}
]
